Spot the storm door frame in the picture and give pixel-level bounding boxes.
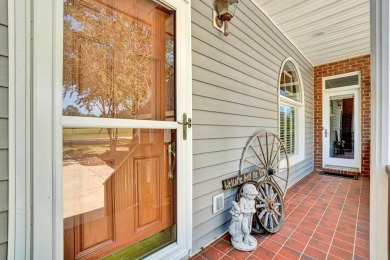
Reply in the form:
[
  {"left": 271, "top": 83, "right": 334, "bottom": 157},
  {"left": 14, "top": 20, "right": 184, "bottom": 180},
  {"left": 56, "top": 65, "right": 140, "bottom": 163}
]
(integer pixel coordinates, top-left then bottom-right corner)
[
  {"left": 322, "top": 71, "right": 362, "bottom": 171},
  {"left": 31, "top": 0, "right": 193, "bottom": 259}
]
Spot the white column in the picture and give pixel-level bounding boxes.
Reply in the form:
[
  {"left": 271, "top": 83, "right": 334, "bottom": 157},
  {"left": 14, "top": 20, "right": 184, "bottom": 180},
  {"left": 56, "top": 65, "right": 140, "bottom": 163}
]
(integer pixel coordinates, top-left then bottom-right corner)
[
  {"left": 32, "top": 0, "right": 54, "bottom": 258},
  {"left": 370, "top": 0, "right": 390, "bottom": 258}
]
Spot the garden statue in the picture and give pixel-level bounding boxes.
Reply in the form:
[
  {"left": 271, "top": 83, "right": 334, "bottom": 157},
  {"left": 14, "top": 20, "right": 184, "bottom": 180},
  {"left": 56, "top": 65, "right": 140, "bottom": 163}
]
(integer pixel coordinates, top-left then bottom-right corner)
[{"left": 228, "top": 183, "right": 258, "bottom": 251}]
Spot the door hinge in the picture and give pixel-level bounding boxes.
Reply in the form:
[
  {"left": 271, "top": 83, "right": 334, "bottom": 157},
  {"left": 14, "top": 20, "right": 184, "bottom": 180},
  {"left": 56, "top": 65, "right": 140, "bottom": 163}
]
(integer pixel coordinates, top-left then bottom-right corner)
[{"left": 178, "top": 113, "right": 192, "bottom": 140}]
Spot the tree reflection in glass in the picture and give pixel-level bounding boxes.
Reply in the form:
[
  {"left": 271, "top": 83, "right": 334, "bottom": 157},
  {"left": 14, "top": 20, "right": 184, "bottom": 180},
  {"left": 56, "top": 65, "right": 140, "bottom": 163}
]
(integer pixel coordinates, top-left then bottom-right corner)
[{"left": 63, "top": 0, "right": 175, "bottom": 120}]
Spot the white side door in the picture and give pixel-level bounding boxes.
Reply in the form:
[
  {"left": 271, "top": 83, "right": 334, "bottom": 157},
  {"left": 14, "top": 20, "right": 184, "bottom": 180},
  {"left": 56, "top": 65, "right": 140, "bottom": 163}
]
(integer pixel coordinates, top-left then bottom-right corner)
[{"left": 323, "top": 88, "right": 361, "bottom": 170}]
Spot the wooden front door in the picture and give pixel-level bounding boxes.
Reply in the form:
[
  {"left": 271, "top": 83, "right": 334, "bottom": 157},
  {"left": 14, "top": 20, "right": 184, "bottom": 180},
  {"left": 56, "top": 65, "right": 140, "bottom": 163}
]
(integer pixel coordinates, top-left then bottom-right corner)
[
  {"left": 62, "top": 0, "right": 176, "bottom": 258},
  {"left": 63, "top": 129, "right": 175, "bottom": 259}
]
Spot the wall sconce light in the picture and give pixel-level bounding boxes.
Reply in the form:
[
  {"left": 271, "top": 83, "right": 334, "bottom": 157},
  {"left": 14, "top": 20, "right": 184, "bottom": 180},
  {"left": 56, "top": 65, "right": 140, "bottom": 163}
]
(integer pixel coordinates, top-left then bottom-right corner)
[{"left": 215, "top": 0, "right": 239, "bottom": 36}]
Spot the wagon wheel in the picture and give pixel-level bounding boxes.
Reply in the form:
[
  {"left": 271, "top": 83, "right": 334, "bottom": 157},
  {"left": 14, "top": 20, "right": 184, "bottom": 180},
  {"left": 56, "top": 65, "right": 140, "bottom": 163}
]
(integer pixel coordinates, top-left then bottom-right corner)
[
  {"left": 255, "top": 180, "right": 285, "bottom": 233},
  {"left": 240, "top": 132, "right": 290, "bottom": 197},
  {"left": 235, "top": 181, "right": 266, "bottom": 234}
]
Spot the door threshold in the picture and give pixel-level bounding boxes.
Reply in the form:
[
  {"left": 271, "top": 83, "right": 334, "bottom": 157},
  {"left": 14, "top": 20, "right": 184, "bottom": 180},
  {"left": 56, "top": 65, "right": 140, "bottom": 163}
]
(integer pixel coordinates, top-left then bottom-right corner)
[
  {"left": 320, "top": 171, "right": 359, "bottom": 180},
  {"left": 323, "top": 164, "right": 360, "bottom": 172}
]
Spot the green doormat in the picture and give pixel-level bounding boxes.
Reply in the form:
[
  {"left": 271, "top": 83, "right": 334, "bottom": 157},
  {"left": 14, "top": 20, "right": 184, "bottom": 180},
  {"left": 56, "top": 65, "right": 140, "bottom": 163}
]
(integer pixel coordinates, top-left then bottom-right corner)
[{"left": 103, "top": 225, "right": 177, "bottom": 260}]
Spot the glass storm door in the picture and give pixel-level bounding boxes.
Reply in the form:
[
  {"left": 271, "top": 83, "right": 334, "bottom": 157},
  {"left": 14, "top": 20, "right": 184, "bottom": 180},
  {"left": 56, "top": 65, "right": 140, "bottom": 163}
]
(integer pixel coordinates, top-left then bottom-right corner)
[
  {"left": 62, "top": 0, "right": 180, "bottom": 258},
  {"left": 323, "top": 89, "right": 361, "bottom": 170}
]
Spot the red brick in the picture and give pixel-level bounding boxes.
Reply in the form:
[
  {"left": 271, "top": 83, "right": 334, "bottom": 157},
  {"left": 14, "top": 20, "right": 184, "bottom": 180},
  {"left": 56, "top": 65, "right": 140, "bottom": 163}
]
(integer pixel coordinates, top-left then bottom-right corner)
[{"left": 313, "top": 55, "right": 371, "bottom": 175}]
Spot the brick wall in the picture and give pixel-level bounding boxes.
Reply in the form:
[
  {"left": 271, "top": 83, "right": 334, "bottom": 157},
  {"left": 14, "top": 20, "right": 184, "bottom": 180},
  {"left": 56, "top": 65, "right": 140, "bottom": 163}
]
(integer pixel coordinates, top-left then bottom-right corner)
[{"left": 314, "top": 54, "right": 370, "bottom": 176}]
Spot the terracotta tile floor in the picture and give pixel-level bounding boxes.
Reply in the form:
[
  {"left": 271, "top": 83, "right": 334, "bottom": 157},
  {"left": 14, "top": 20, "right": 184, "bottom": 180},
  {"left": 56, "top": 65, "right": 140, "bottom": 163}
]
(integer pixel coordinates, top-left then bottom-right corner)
[{"left": 190, "top": 171, "right": 370, "bottom": 260}]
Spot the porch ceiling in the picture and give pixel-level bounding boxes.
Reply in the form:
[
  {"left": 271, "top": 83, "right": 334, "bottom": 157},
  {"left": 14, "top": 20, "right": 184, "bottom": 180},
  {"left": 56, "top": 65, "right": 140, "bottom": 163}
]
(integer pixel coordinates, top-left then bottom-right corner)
[{"left": 252, "top": 0, "right": 370, "bottom": 66}]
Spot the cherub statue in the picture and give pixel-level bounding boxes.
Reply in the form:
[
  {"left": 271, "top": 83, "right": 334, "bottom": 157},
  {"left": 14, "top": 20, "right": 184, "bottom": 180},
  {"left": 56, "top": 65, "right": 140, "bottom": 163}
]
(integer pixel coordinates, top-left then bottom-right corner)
[{"left": 228, "top": 183, "right": 258, "bottom": 251}]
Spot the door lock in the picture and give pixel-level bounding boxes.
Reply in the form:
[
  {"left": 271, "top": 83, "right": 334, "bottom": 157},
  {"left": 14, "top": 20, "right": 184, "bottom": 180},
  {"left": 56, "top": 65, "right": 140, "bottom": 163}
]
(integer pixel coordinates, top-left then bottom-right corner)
[{"left": 178, "top": 113, "right": 192, "bottom": 140}]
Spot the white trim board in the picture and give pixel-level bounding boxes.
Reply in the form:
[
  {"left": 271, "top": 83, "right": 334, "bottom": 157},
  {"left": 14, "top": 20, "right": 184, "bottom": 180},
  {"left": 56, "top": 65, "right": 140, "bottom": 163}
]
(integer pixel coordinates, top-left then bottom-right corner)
[
  {"left": 8, "top": 0, "right": 33, "bottom": 258},
  {"left": 278, "top": 57, "right": 306, "bottom": 167},
  {"left": 322, "top": 72, "right": 362, "bottom": 170},
  {"left": 370, "top": 0, "right": 390, "bottom": 258}
]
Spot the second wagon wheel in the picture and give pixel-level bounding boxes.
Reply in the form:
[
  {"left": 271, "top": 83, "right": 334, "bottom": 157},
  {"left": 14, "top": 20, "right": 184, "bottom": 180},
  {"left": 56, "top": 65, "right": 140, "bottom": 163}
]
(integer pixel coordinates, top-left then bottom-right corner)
[
  {"left": 255, "top": 180, "right": 285, "bottom": 233},
  {"left": 240, "top": 132, "right": 290, "bottom": 197}
]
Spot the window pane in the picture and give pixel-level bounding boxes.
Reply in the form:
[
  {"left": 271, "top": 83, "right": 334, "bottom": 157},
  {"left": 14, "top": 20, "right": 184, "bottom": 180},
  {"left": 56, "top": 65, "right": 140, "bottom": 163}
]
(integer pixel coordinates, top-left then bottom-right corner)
[
  {"left": 329, "top": 96, "right": 355, "bottom": 159},
  {"left": 279, "top": 61, "right": 301, "bottom": 102},
  {"left": 63, "top": 128, "right": 177, "bottom": 259},
  {"left": 280, "top": 104, "right": 296, "bottom": 157},
  {"left": 63, "top": 0, "right": 176, "bottom": 121},
  {"left": 325, "top": 75, "right": 359, "bottom": 89}
]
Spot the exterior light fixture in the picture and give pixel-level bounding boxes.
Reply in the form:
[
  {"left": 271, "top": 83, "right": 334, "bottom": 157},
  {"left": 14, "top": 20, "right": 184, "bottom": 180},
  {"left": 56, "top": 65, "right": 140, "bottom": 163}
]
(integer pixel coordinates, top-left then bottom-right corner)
[{"left": 215, "top": 0, "right": 238, "bottom": 36}]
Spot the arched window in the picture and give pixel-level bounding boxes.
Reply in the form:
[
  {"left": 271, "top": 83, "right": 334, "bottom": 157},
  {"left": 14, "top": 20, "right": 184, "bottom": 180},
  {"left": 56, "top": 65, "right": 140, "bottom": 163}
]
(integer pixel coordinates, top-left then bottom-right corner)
[{"left": 279, "top": 58, "right": 305, "bottom": 164}]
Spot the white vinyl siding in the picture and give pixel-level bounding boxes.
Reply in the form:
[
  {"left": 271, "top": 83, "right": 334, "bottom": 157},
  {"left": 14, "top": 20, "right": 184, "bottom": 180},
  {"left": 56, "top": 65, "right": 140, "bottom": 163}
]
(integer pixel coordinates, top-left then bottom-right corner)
[
  {"left": 191, "top": 0, "right": 314, "bottom": 253},
  {"left": 0, "top": 0, "right": 8, "bottom": 257}
]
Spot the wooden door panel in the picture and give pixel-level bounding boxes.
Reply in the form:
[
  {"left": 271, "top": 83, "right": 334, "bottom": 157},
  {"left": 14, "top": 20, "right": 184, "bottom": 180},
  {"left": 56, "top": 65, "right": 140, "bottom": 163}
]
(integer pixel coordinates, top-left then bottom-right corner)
[
  {"left": 112, "top": 158, "right": 133, "bottom": 242},
  {"left": 112, "top": 159, "right": 133, "bottom": 212},
  {"left": 77, "top": 209, "right": 111, "bottom": 249},
  {"left": 64, "top": 178, "right": 115, "bottom": 260},
  {"left": 135, "top": 156, "right": 162, "bottom": 231},
  {"left": 64, "top": 131, "right": 173, "bottom": 259}
]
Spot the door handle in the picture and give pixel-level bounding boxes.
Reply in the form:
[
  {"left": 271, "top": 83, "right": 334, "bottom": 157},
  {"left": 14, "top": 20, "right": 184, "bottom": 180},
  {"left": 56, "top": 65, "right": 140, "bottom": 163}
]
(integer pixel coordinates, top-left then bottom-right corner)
[
  {"left": 168, "top": 143, "right": 176, "bottom": 181},
  {"left": 325, "top": 129, "right": 327, "bottom": 138}
]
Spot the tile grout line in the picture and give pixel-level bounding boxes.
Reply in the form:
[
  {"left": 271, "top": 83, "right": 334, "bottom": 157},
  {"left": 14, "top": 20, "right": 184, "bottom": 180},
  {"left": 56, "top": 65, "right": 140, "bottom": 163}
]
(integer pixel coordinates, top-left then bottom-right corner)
[
  {"left": 196, "top": 173, "right": 369, "bottom": 260},
  {"left": 266, "top": 175, "right": 353, "bottom": 259},
  {"left": 320, "top": 180, "right": 366, "bottom": 255},
  {"left": 271, "top": 174, "right": 336, "bottom": 259},
  {"left": 285, "top": 173, "right": 328, "bottom": 219},
  {"left": 211, "top": 239, "right": 233, "bottom": 260},
  {"left": 246, "top": 172, "right": 321, "bottom": 260},
  {"left": 284, "top": 173, "right": 320, "bottom": 206},
  {"left": 212, "top": 173, "right": 320, "bottom": 260},
  {"left": 284, "top": 173, "right": 316, "bottom": 202},
  {"left": 352, "top": 176, "right": 363, "bottom": 258},
  {"left": 324, "top": 179, "right": 355, "bottom": 259},
  {"left": 292, "top": 176, "right": 341, "bottom": 258},
  {"left": 297, "top": 177, "right": 345, "bottom": 260},
  {"left": 353, "top": 176, "right": 370, "bottom": 259},
  {"left": 274, "top": 175, "right": 324, "bottom": 258}
]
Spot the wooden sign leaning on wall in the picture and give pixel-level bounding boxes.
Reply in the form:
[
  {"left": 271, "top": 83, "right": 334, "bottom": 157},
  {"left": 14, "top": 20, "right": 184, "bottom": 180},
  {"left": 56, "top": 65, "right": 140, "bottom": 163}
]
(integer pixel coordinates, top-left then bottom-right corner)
[{"left": 222, "top": 169, "right": 267, "bottom": 190}]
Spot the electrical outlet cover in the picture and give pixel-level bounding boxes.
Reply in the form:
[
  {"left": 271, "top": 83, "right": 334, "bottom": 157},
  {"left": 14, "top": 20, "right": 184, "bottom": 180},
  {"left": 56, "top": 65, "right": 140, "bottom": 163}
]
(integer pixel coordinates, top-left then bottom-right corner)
[{"left": 213, "top": 193, "right": 224, "bottom": 214}]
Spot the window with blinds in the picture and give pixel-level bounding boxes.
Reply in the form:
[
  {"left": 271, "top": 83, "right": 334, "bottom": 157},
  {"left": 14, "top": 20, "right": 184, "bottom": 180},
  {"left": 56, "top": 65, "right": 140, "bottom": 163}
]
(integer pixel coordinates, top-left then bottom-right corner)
[
  {"left": 278, "top": 58, "right": 304, "bottom": 163},
  {"left": 280, "top": 104, "right": 297, "bottom": 157}
]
